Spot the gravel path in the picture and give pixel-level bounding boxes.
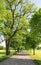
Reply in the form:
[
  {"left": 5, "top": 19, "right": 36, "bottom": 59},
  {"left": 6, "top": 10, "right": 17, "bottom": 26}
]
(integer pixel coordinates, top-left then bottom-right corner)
[{"left": 0, "top": 51, "right": 36, "bottom": 65}]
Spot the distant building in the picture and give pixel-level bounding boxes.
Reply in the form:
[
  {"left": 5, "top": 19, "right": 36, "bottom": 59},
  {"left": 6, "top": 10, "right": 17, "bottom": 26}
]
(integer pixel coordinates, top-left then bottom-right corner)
[
  {"left": 0, "top": 41, "right": 6, "bottom": 47},
  {"left": 0, "top": 35, "right": 6, "bottom": 47}
]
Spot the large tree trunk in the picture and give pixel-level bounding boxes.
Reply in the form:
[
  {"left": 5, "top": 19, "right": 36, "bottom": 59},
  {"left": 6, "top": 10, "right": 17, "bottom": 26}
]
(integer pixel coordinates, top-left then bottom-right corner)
[
  {"left": 33, "top": 49, "right": 35, "bottom": 55},
  {"left": 6, "top": 39, "right": 10, "bottom": 55}
]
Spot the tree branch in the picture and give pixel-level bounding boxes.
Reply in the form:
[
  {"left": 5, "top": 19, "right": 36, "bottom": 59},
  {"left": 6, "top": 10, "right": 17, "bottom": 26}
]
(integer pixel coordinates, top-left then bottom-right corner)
[
  {"left": 15, "top": 10, "right": 34, "bottom": 18},
  {"left": 9, "top": 27, "right": 22, "bottom": 40}
]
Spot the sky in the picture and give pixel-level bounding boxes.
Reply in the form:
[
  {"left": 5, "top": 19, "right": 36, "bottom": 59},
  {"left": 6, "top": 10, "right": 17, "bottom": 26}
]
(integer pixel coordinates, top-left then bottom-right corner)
[{"left": 31, "top": 0, "right": 41, "bottom": 8}]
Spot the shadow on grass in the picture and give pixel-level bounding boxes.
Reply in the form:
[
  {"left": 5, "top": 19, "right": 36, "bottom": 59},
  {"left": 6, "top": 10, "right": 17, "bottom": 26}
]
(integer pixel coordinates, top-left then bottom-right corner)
[{"left": 0, "top": 52, "right": 6, "bottom": 54}]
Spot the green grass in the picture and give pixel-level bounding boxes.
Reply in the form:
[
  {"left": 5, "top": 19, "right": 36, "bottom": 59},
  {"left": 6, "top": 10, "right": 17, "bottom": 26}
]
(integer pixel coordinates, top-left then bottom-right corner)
[
  {"left": 0, "top": 50, "right": 16, "bottom": 62},
  {"left": 27, "top": 49, "right": 41, "bottom": 65}
]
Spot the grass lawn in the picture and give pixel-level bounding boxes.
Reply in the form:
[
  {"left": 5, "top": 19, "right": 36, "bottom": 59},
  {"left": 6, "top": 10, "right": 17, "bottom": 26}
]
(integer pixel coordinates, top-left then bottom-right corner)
[
  {"left": 0, "top": 50, "right": 16, "bottom": 62},
  {"left": 27, "top": 49, "right": 41, "bottom": 65}
]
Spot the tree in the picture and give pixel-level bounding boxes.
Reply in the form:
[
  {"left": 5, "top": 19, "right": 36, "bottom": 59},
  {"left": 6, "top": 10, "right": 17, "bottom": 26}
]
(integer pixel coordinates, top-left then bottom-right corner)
[
  {"left": 10, "top": 32, "right": 23, "bottom": 52},
  {"left": 28, "top": 9, "right": 41, "bottom": 54},
  {"left": 0, "top": 0, "right": 34, "bottom": 55},
  {"left": 26, "top": 35, "right": 38, "bottom": 55},
  {"left": 29, "top": 8, "right": 41, "bottom": 42},
  {"left": 10, "top": 28, "right": 27, "bottom": 52}
]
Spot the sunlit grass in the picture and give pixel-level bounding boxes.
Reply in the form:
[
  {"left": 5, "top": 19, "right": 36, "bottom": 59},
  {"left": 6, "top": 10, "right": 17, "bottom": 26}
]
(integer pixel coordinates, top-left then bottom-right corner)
[
  {"left": 0, "top": 50, "right": 6, "bottom": 57},
  {"left": 27, "top": 50, "right": 41, "bottom": 60},
  {"left": 27, "top": 49, "right": 41, "bottom": 65}
]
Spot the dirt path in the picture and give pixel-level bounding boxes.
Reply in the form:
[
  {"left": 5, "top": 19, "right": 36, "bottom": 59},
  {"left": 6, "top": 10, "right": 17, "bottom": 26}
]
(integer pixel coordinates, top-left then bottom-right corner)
[{"left": 0, "top": 51, "right": 36, "bottom": 65}]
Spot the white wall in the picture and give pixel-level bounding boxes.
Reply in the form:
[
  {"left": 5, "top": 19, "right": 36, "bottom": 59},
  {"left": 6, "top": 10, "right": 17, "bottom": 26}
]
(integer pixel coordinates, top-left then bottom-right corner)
[{"left": 0, "top": 41, "right": 6, "bottom": 47}]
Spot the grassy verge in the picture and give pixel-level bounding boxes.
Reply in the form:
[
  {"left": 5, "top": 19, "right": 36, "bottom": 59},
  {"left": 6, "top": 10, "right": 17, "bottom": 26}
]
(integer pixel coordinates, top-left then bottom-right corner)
[
  {"left": 0, "top": 50, "right": 17, "bottom": 62},
  {"left": 27, "top": 49, "right": 41, "bottom": 65}
]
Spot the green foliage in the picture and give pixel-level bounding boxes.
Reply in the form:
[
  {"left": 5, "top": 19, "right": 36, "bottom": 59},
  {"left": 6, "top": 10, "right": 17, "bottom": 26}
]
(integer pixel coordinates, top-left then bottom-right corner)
[
  {"left": 26, "top": 35, "right": 38, "bottom": 50},
  {"left": 29, "top": 8, "right": 41, "bottom": 42},
  {"left": 0, "top": 0, "right": 35, "bottom": 55},
  {"left": 34, "top": 60, "right": 41, "bottom": 65},
  {"left": 0, "top": 46, "right": 4, "bottom": 50},
  {"left": 0, "top": 0, "right": 34, "bottom": 38},
  {"left": 10, "top": 32, "right": 26, "bottom": 52}
]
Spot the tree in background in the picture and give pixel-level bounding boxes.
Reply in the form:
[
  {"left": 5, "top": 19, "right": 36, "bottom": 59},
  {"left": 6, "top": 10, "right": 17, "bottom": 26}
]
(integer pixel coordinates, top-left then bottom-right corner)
[
  {"left": 26, "top": 35, "right": 38, "bottom": 55},
  {"left": 29, "top": 8, "right": 41, "bottom": 43},
  {"left": 10, "top": 28, "right": 27, "bottom": 52},
  {"left": 28, "top": 8, "right": 41, "bottom": 55}
]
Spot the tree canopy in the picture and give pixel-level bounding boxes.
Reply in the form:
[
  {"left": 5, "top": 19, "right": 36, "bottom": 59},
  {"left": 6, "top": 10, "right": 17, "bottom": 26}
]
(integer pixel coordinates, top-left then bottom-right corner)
[
  {"left": 0, "top": 0, "right": 35, "bottom": 55},
  {"left": 29, "top": 8, "right": 41, "bottom": 43}
]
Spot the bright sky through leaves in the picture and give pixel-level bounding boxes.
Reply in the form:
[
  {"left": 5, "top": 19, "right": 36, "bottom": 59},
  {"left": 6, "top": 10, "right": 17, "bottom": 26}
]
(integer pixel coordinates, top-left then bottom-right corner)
[{"left": 31, "top": 0, "right": 41, "bottom": 8}]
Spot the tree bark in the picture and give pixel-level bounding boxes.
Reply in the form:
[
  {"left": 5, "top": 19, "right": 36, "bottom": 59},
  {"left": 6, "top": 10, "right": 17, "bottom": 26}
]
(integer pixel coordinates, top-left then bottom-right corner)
[
  {"left": 6, "top": 39, "right": 10, "bottom": 55},
  {"left": 33, "top": 49, "right": 35, "bottom": 55}
]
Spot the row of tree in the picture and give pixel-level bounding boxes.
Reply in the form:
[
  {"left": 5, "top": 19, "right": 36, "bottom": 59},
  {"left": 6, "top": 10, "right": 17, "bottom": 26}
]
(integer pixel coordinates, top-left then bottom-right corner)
[{"left": 0, "top": 0, "right": 41, "bottom": 55}]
